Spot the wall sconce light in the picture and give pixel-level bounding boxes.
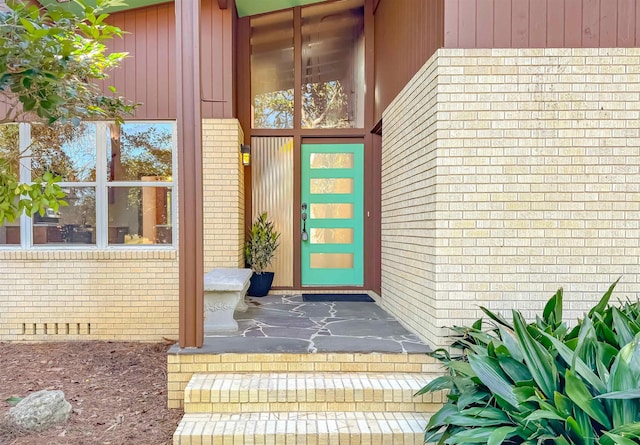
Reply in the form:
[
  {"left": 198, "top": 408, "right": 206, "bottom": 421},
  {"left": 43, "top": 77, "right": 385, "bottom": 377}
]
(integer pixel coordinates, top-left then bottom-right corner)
[{"left": 240, "top": 144, "right": 251, "bottom": 166}]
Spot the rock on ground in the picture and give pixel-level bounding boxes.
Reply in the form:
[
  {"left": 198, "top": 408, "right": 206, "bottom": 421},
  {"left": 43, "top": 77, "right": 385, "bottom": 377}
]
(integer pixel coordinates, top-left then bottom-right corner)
[{"left": 7, "top": 390, "right": 71, "bottom": 431}]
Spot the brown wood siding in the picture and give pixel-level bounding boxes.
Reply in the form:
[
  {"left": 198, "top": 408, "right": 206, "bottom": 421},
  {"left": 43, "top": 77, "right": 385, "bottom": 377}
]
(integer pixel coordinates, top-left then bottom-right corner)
[
  {"left": 98, "top": 1, "right": 234, "bottom": 120},
  {"left": 373, "top": 0, "right": 444, "bottom": 125},
  {"left": 445, "top": 0, "right": 640, "bottom": 48}
]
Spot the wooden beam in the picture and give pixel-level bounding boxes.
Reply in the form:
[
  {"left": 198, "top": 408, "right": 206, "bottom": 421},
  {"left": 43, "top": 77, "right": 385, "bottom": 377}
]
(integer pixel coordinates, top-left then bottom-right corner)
[
  {"left": 175, "top": 0, "right": 204, "bottom": 348},
  {"left": 218, "top": 0, "right": 228, "bottom": 9}
]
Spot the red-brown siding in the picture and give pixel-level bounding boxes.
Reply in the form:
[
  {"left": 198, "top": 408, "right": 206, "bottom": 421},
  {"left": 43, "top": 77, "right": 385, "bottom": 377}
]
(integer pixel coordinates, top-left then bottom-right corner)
[
  {"left": 373, "top": 0, "right": 444, "bottom": 125},
  {"left": 444, "top": 0, "right": 640, "bottom": 48},
  {"left": 99, "top": 1, "right": 234, "bottom": 120}
]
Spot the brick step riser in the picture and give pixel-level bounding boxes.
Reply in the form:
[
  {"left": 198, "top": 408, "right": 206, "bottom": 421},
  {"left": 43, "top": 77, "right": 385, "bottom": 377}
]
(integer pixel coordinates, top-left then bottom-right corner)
[
  {"left": 183, "top": 373, "right": 444, "bottom": 414},
  {"left": 173, "top": 412, "right": 431, "bottom": 445},
  {"left": 175, "top": 432, "right": 425, "bottom": 445},
  {"left": 184, "top": 401, "right": 442, "bottom": 414}
]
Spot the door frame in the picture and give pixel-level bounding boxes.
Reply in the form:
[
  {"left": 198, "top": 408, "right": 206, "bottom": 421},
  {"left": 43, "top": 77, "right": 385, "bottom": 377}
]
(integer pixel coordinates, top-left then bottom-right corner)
[
  {"left": 238, "top": 0, "right": 380, "bottom": 292},
  {"left": 294, "top": 136, "right": 375, "bottom": 290},
  {"left": 300, "top": 142, "right": 365, "bottom": 287}
]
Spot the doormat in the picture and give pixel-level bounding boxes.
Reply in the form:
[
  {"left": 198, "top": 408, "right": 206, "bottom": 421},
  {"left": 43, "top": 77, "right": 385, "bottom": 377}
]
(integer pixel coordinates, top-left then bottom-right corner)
[{"left": 302, "top": 294, "right": 374, "bottom": 302}]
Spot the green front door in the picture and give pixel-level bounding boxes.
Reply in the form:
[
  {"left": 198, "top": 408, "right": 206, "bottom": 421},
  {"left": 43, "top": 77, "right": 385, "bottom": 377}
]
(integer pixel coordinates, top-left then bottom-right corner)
[{"left": 301, "top": 143, "right": 363, "bottom": 286}]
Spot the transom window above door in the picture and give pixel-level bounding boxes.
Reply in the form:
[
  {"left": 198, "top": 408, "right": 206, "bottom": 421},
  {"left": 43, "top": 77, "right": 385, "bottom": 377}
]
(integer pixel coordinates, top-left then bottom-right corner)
[{"left": 250, "top": 0, "right": 365, "bottom": 130}]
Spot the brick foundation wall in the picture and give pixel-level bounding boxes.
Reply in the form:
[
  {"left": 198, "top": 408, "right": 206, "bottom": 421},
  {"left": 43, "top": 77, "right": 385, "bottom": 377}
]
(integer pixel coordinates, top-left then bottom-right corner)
[
  {"left": 0, "top": 250, "right": 179, "bottom": 341},
  {"left": 202, "top": 119, "right": 245, "bottom": 270},
  {"left": 381, "top": 48, "right": 640, "bottom": 349}
]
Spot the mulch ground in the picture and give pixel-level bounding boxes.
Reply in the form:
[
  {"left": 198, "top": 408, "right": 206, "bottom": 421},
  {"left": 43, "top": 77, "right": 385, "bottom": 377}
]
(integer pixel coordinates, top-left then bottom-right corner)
[{"left": 0, "top": 342, "right": 183, "bottom": 445}]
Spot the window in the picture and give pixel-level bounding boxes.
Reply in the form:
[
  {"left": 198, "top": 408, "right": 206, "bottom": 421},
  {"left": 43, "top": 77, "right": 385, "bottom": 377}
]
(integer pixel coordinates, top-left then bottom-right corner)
[
  {"left": 0, "top": 121, "right": 176, "bottom": 249},
  {"left": 251, "top": 11, "right": 295, "bottom": 129},
  {"left": 249, "top": 0, "right": 365, "bottom": 130},
  {"left": 0, "top": 124, "right": 20, "bottom": 245},
  {"left": 301, "top": 1, "right": 365, "bottom": 129}
]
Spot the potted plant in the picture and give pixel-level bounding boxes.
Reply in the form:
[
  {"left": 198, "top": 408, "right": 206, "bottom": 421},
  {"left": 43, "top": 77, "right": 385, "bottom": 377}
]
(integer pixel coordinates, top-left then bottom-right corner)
[{"left": 245, "top": 212, "right": 280, "bottom": 297}]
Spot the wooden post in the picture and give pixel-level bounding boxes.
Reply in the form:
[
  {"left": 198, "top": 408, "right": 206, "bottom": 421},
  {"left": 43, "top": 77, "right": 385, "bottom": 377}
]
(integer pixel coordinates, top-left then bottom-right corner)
[{"left": 175, "top": 0, "right": 204, "bottom": 348}]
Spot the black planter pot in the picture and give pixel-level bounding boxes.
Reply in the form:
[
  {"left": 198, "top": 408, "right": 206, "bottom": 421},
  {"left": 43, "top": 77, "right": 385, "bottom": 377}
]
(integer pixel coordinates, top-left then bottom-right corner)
[{"left": 248, "top": 272, "right": 275, "bottom": 297}]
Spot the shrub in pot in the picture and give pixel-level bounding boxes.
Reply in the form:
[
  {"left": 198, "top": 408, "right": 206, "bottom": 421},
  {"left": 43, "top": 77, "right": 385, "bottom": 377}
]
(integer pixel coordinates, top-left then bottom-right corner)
[
  {"left": 420, "top": 279, "right": 640, "bottom": 445},
  {"left": 245, "top": 212, "right": 280, "bottom": 297}
]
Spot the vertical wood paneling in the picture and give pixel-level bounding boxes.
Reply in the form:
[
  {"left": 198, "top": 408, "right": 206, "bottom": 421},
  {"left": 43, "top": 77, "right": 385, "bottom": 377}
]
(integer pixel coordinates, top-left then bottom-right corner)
[
  {"left": 134, "top": 9, "right": 147, "bottom": 117},
  {"left": 156, "top": 5, "right": 170, "bottom": 117},
  {"left": 458, "top": 0, "right": 477, "bottom": 47},
  {"left": 444, "top": 0, "right": 459, "bottom": 47},
  {"left": 600, "top": 0, "right": 617, "bottom": 46},
  {"left": 493, "top": 0, "right": 512, "bottom": 46},
  {"left": 374, "top": 0, "right": 444, "bottom": 123},
  {"left": 529, "top": 0, "right": 547, "bottom": 47},
  {"left": 167, "top": 8, "right": 177, "bottom": 119},
  {"left": 547, "top": 0, "right": 565, "bottom": 46},
  {"left": 635, "top": 0, "right": 640, "bottom": 45},
  {"left": 582, "top": 0, "right": 600, "bottom": 46},
  {"left": 200, "top": 1, "right": 214, "bottom": 117},
  {"left": 145, "top": 7, "right": 159, "bottom": 117},
  {"left": 201, "top": 0, "right": 234, "bottom": 118},
  {"left": 223, "top": 10, "right": 234, "bottom": 117},
  {"left": 618, "top": 0, "right": 635, "bottom": 46},
  {"left": 564, "top": 0, "right": 583, "bottom": 47},
  {"left": 476, "top": 0, "right": 494, "bottom": 47},
  {"left": 123, "top": 13, "right": 136, "bottom": 103},
  {"left": 512, "top": 0, "right": 530, "bottom": 47},
  {"left": 98, "top": 2, "right": 232, "bottom": 120},
  {"left": 444, "top": 0, "right": 640, "bottom": 49}
]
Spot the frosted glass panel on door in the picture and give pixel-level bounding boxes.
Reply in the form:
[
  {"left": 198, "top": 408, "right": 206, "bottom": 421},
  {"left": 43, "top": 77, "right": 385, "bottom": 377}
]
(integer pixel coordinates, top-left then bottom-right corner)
[
  {"left": 310, "top": 253, "right": 354, "bottom": 269},
  {"left": 310, "top": 153, "right": 354, "bottom": 169},
  {"left": 310, "top": 203, "right": 354, "bottom": 219},
  {"left": 310, "top": 178, "right": 353, "bottom": 194},
  {"left": 310, "top": 228, "right": 354, "bottom": 244}
]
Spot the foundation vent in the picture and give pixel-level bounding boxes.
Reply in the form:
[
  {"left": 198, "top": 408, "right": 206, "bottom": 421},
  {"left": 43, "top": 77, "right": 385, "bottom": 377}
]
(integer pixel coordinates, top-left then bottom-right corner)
[{"left": 21, "top": 323, "right": 92, "bottom": 336}]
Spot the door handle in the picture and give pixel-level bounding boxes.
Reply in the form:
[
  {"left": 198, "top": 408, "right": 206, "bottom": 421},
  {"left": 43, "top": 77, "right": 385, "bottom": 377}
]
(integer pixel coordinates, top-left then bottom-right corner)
[{"left": 301, "top": 203, "right": 308, "bottom": 241}]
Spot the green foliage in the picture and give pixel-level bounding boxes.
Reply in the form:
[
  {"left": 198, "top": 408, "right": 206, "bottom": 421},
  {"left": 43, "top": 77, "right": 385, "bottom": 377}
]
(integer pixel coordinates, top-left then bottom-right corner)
[
  {"left": 0, "top": 0, "right": 135, "bottom": 225},
  {"left": 245, "top": 212, "right": 280, "bottom": 275},
  {"left": 0, "top": 163, "right": 67, "bottom": 223},
  {"left": 420, "top": 280, "right": 640, "bottom": 444},
  {"left": 0, "top": 0, "right": 136, "bottom": 124}
]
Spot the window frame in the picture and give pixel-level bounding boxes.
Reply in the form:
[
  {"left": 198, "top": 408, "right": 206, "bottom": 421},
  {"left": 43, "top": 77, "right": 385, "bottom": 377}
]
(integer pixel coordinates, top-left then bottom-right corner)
[{"left": 2, "top": 121, "right": 177, "bottom": 251}]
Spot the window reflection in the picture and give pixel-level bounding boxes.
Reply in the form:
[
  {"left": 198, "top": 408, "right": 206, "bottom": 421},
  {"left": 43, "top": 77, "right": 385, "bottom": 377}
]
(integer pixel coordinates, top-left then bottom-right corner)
[
  {"left": 251, "top": 11, "right": 295, "bottom": 129},
  {"left": 301, "top": 0, "right": 364, "bottom": 128},
  {"left": 108, "top": 186, "right": 172, "bottom": 245},
  {"left": 33, "top": 187, "right": 96, "bottom": 245},
  {"left": 31, "top": 123, "right": 96, "bottom": 182},
  {"left": 0, "top": 124, "right": 20, "bottom": 245},
  {"left": 108, "top": 123, "right": 173, "bottom": 182}
]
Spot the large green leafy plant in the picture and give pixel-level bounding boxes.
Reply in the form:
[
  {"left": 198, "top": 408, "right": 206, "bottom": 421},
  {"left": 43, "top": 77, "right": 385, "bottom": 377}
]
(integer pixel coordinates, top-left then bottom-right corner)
[
  {"left": 245, "top": 212, "right": 280, "bottom": 275},
  {"left": 420, "top": 279, "right": 640, "bottom": 445}
]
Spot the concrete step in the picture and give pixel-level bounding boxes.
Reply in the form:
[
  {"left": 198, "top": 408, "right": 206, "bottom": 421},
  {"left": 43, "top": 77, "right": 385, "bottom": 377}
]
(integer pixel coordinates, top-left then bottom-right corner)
[
  {"left": 183, "top": 372, "right": 443, "bottom": 414},
  {"left": 173, "top": 412, "right": 431, "bottom": 445}
]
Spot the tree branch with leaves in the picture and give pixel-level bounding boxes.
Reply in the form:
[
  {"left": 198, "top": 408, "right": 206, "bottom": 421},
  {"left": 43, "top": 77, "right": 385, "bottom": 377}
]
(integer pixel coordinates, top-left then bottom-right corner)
[{"left": 0, "top": 0, "right": 135, "bottom": 225}]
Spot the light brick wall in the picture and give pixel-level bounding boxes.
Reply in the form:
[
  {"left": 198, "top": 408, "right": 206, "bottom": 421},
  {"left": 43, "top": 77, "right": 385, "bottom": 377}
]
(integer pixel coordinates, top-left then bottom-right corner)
[
  {"left": 202, "top": 119, "right": 245, "bottom": 270},
  {"left": 0, "top": 250, "right": 179, "bottom": 341},
  {"left": 382, "top": 48, "right": 640, "bottom": 349}
]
